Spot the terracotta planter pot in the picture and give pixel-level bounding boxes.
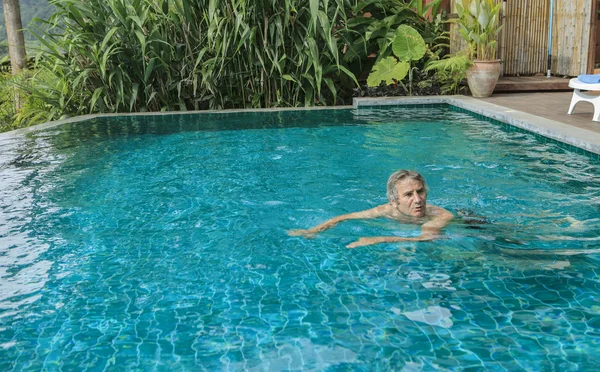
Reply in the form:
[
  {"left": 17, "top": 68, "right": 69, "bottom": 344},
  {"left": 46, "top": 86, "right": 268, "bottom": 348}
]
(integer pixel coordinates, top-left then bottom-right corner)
[{"left": 466, "top": 60, "right": 502, "bottom": 98}]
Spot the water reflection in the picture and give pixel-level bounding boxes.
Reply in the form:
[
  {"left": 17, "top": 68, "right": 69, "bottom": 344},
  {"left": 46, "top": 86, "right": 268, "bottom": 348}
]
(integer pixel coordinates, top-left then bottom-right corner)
[{"left": 0, "top": 134, "right": 62, "bottom": 312}]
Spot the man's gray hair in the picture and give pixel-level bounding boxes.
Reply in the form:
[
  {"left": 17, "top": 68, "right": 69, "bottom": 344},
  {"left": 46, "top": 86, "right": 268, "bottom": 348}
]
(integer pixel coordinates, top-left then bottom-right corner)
[{"left": 386, "top": 170, "right": 428, "bottom": 203}]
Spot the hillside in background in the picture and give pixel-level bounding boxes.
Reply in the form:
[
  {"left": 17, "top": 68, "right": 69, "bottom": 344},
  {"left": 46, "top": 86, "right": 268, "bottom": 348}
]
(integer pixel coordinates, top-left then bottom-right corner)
[{"left": 0, "top": 0, "right": 55, "bottom": 56}]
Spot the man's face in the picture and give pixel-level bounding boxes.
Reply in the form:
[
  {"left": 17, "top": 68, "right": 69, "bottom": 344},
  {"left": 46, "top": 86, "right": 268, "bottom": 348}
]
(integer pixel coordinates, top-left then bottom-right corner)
[{"left": 392, "top": 178, "right": 427, "bottom": 217}]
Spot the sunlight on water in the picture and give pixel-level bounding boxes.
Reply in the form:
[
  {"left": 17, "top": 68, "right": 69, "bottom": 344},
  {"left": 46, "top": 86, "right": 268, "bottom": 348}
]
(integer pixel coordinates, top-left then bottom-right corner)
[{"left": 1, "top": 107, "right": 599, "bottom": 370}]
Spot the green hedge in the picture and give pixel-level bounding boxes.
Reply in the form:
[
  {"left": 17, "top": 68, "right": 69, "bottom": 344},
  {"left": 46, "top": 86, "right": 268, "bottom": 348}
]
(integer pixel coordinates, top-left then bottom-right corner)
[{"left": 3, "top": 0, "right": 443, "bottom": 131}]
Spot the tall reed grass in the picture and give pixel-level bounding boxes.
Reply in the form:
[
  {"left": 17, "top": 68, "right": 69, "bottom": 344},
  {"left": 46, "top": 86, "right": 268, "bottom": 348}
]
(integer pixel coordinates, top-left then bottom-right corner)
[{"left": 20, "top": 0, "right": 439, "bottom": 123}]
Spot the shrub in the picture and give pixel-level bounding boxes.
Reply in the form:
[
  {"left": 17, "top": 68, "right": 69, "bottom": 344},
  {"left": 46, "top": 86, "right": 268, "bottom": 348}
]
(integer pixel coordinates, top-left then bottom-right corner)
[
  {"left": 0, "top": 70, "right": 52, "bottom": 132},
  {"left": 15, "top": 0, "right": 448, "bottom": 124},
  {"left": 26, "top": 0, "right": 361, "bottom": 120}
]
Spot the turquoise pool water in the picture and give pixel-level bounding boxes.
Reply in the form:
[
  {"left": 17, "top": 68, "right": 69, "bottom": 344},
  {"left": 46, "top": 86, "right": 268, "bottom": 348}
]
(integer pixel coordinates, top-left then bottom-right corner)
[{"left": 1, "top": 106, "right": 600, "bottom": 370}]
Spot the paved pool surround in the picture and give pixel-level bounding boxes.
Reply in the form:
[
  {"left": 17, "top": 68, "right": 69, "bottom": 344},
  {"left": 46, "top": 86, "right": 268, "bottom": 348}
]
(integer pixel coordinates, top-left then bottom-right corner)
[{"left": 3, "top": 95, "right": 600, "bottom": 156}]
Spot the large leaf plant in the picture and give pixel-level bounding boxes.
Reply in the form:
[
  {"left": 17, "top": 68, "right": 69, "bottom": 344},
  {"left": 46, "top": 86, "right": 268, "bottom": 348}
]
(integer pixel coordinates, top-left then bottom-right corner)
[
  {"left": 366, "top": 24, "right": 426, "bottom": 94},
  {"left": 455, "top": 0, "right": 503, "bottom": 61}
]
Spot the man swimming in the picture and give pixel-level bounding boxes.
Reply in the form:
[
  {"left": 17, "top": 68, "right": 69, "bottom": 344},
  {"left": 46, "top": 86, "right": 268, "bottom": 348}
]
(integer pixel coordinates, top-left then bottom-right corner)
[{"left": 288, "top": 170, "right": 454, "bottom": 248}]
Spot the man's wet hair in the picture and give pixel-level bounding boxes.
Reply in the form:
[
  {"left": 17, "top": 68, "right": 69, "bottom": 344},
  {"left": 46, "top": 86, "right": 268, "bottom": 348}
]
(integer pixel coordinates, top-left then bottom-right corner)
[{"left": 386, "top": 170, "right": 428, "bottom": 203}]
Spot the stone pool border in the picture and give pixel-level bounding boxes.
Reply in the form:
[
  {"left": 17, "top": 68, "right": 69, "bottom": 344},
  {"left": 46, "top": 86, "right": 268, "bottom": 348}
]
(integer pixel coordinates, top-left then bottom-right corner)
[
  {"left": 353, "top": 95, "right": 600, "bottom": 156},
  {"left": 0, "top": 105, "right": 352, "bottom": 139},
  {"left": 2, "top": 95, "right": 599, "bottom": 156}
]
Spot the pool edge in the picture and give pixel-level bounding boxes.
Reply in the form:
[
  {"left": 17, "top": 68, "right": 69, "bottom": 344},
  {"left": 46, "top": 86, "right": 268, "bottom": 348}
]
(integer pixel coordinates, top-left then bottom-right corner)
[
  {"left": 0, "top": 105, "right": 354, "bottom": 139},
  {"left": 3, "top": 95, "right": 599, "bottom": 156},
  {"left": 353, "top": 95, "right": 600, "bottom": 156}
]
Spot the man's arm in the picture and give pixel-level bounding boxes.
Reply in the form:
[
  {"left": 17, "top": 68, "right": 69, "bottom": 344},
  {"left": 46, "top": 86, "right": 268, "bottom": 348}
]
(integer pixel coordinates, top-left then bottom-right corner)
[
  {"left": 346, "top": 207, "right": 454, "bottom": 248},
  {"left": 288, "top": 205, "right": 386, "bottom": 238}
]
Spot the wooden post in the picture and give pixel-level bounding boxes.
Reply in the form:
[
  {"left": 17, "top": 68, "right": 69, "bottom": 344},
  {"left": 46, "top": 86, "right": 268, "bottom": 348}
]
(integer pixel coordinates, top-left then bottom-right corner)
[
  {"left": 587, "top": 0, "right": 598, "bottom": 73},
  {"left": 3, "top": 0, "right": 27, "bottom": 111},
  {"left": 3, "top": 0, "right": 27, "bottom": 74}
]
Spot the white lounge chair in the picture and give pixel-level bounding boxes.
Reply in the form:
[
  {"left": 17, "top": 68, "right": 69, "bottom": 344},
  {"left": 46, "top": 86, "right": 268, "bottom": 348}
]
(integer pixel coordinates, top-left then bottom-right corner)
[{"left": 568, "top": 77, "right": 600, "bottom": 121}]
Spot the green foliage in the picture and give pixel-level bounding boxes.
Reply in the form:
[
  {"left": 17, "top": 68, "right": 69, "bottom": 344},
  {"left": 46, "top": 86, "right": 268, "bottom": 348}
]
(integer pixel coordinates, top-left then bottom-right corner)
[
  {"left": 0, "top": 74, "right": 17, "bottom": 131},
  {"left": 337, "top": 0, "right": 449, "bottom": 95},
  {"left": 0, "top": 70, "right": 52, "bottom": 132},
  {"left": 425, "top": 53, "right": 471, "bottom": 94},
  {"left": 367, "top": 25, "right": 425, "bottom": 88},
  {"left": 454, "top": 0, "right": 503, "bottom": 60},
  {"left": 367, "top": 57, "right": 409, "bottom": 87},
  {"left": 23, "top": 0, "right": 360, "bottom": 120},
  {"left": 0, "top": 0, "right": 451, "bottom": 129},
  {"left": 407, "top": 0, "right": 444, "bottom": 20},
  {"left": 392, "top": 24, "right": 427, "bottom": 61},
  {"left": 0, "top": 0, "right": 55, "bottom": 56},
  {"left": 337, "top": 0, "right": 442, "bottom": 67}
]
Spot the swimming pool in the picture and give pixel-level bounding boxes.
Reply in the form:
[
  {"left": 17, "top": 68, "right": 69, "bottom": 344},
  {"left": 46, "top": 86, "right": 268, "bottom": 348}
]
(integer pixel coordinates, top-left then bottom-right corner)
[{"left": 1, "top": 105, "right": 600, "bottom": 370}]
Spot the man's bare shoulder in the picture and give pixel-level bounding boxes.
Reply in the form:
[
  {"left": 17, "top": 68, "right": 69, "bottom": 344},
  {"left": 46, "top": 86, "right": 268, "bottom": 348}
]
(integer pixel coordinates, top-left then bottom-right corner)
[{"left": 426, "top": 205, "right": 454, "bottom": 218}]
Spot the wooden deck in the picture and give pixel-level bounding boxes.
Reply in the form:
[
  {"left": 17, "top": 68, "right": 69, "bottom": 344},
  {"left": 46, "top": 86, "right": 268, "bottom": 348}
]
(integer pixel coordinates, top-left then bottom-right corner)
[
  {"left": 493, "top": 76, "right": 571, "bottom": 92},
  {"left": 480, "top": 91, "right": 600, "bottom": 135}
]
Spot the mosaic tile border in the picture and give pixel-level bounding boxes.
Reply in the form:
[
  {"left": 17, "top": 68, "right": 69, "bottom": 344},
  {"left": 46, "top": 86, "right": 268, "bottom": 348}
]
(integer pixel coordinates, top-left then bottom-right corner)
[{"left": 357, "top": 103, "right": 442, "bottom": 110}]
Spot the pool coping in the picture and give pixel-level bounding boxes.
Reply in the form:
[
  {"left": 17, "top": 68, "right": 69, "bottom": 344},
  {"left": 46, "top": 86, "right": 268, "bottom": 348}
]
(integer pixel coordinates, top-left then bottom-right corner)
[
  {"left": 353, "top": 95, "right": 600, "bottom": 156},
  {"left": 2, "top": 95, "right": 599, "bottom": 156},
  {"left": 0, "top": 106, "right": 355, "bottom": 139}
]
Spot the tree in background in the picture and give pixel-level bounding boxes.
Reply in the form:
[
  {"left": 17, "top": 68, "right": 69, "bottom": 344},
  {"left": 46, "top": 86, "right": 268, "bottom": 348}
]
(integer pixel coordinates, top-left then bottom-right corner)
[
  {"left": 0, "top": 0, "right": 55, "bottom": 57},
  {"left": 3, "top": 0, "right": 27, "bottom": 109},
  {"left": 3, "top": 0, "right": 27, "bottom": 73}
]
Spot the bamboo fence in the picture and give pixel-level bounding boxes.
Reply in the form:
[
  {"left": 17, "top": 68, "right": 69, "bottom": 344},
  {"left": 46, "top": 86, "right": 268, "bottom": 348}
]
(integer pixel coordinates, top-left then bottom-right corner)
[{"left": 449, "top": 0, "right": 595, "bottom": 76}]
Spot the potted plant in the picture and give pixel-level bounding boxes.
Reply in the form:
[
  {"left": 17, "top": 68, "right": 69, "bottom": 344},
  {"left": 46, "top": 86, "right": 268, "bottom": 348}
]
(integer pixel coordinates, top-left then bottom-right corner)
[{"left": 455, "top": 0, "right": 503, "bottom": 97}]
